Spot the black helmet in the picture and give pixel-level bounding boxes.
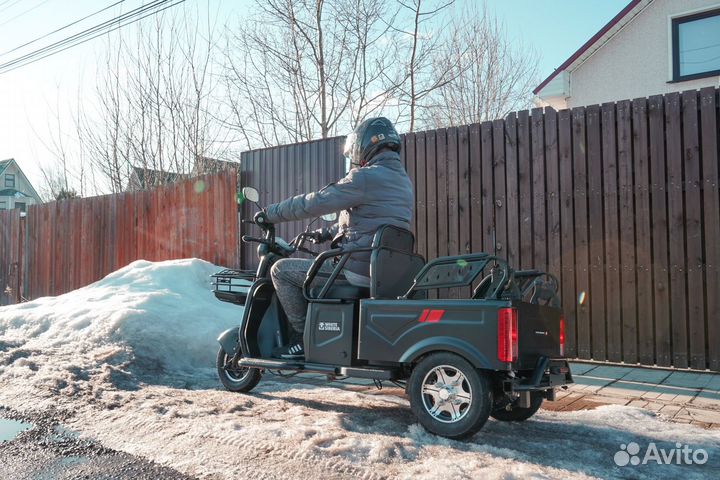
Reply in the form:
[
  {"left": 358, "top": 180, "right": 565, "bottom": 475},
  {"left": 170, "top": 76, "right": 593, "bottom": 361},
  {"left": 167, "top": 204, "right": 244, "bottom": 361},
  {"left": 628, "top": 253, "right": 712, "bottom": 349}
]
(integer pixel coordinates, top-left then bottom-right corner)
[{"left": 343, "top": 117, "right": 401, "bottom": 167}]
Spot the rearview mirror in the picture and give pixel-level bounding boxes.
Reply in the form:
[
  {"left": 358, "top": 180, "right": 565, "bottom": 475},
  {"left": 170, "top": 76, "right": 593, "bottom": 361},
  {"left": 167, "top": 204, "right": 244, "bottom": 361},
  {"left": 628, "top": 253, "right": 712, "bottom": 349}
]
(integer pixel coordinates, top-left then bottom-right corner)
[
  {"left": 242, "top": 187, "right": 260, "bottom": 203},
  {"left": 321, "top": 212, "right": 337, "bottom": 222}
]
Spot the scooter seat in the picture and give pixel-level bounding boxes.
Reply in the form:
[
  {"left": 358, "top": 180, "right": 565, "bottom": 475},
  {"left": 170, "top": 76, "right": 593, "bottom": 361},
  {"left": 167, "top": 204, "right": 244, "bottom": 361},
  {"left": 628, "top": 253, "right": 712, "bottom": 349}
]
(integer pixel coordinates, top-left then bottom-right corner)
[{"left": 309, "top": 285, "right": 369, "bottom": 300}]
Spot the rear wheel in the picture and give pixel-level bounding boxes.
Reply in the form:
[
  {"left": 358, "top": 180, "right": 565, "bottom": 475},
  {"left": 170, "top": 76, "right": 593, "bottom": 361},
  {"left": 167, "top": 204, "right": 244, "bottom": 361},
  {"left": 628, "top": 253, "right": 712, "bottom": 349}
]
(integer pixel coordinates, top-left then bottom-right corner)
[
  {"left": 491, "top": 392, "right": 544, "bottom": 421},
  {"left": 408, "top": 352, "right": 492, "bottom": 440},
  {"left": 216, "top": 347, "right": 262, "bottom": 393}
]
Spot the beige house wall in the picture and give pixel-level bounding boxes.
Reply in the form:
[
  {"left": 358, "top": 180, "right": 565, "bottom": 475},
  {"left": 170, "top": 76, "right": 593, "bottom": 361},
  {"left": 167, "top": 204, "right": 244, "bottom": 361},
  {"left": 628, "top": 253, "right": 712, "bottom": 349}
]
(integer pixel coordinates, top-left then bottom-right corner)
[{"left": 541, "top": 0, "right": 720, "bottom": 109}]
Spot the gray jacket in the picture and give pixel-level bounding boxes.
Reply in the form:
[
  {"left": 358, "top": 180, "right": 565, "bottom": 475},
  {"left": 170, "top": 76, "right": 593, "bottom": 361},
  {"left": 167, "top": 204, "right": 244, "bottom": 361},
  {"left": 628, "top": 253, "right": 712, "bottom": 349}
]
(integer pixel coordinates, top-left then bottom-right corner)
[{"left": 264, "top": 150, "right": 414, "bottom": 276}]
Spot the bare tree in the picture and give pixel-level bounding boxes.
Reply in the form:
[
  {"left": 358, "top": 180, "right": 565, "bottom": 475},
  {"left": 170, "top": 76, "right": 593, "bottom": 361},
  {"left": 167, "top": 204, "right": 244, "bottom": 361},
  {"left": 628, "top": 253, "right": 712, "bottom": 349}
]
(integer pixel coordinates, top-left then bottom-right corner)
[
  {"left": 59, "top": 6, "right": 228, "bottom": 194},
  {"left": 223, "top": 0, "right": 403, "bottom": 148},
  {"left": 391, "top": 0, "right": 455, "bottom": 132},
  {"left": 421, "top": 3, "right": 539, "bottom": 128}
]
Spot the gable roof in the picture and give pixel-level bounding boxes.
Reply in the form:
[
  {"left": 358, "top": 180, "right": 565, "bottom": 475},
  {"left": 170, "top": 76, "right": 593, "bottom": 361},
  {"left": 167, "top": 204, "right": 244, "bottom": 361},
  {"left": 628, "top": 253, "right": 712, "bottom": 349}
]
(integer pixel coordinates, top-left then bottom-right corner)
[
  {"left": 0, "top": 159, "right": 11, "bottom": 176},
  {"left": 533, "top": 0, "right": 652, "bottom": 95},
  {"left": 0, "top": 158, "right": 42, "bottom": 202}
]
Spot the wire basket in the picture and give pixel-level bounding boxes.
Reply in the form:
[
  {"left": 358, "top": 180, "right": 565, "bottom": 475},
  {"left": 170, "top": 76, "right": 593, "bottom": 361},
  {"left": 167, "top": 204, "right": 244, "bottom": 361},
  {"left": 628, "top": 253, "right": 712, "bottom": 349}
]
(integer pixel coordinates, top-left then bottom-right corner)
[{"left": 211, "top": 269, "right": 255, "bottom": 305}]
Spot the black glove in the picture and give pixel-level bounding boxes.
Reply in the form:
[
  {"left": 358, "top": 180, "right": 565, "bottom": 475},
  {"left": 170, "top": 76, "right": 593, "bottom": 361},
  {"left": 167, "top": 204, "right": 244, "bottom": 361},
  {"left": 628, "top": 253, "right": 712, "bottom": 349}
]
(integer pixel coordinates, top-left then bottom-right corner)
[{"left": 306, "top": 228, "right": 332, "bottom": 244}]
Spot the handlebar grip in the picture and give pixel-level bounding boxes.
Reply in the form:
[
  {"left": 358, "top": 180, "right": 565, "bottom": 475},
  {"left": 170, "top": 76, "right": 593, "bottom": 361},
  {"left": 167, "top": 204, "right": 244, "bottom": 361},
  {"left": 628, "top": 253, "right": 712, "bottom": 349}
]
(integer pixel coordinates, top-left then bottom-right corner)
[{"left": 242, "top": 235, "right": 266, "bottom": 244}]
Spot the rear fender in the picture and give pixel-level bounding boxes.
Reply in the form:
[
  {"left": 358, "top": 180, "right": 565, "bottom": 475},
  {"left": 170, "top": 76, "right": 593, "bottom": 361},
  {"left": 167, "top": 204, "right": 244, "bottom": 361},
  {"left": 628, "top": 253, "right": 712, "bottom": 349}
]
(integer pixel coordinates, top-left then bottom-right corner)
[
  {"left": 217, "top": 327, "right": 240, "bottom": 356},
  {"left": 399, "top": 336, "right": 493, "bottom": 369}
]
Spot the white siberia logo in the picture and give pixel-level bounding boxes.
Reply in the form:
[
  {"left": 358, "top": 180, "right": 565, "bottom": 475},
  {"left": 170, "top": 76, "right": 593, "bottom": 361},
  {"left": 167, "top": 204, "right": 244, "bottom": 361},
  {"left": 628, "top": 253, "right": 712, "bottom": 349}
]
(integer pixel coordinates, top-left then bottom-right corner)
[
  {"left": 614, "top": 442, "right": 709, "bottom": 466},
  {"left": 318, "top": 322, "right": 341, "bottom": 332}
]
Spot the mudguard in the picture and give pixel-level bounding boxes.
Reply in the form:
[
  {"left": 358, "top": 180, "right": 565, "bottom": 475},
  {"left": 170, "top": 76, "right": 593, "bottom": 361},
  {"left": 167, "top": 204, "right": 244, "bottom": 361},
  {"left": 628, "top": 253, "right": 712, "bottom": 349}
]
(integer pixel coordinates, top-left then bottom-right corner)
[
  {"left": 217, "top": 327, "right": 240, "bottom": 356},
  {"left": 398, "top": 336, "right": 493, "bottom": 370}
]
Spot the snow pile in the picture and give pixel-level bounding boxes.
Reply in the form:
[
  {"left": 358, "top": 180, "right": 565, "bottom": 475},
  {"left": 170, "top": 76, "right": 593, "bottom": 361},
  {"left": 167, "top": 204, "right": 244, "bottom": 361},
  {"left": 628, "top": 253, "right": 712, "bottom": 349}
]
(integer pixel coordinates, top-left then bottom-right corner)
[
  {"left": 0, "top": 259, "right": 243, "bottom": 395},
  {"left": 1, "top": 259, "right": 718, "bottom": 479}
]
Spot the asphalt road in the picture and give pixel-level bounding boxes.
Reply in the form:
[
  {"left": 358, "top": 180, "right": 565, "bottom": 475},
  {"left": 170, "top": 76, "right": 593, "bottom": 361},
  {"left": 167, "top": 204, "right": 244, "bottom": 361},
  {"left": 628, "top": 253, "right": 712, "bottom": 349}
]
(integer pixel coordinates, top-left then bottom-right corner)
[{"left": 0, "top": 407, "right": 195, "bottom": 480}]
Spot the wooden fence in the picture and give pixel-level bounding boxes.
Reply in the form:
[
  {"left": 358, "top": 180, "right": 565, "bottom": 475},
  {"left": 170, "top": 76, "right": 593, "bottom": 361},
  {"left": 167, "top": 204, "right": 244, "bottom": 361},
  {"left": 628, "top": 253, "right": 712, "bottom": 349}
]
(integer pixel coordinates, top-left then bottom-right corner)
[
  {"left": 239, "top": 137, "right": 347, "bottom": 270},
  {"left": 0, "top": 172, "right": 239, "bottom": 303},
  {"left": 239, "top": 87, "right": 720, "bottom": 372}
]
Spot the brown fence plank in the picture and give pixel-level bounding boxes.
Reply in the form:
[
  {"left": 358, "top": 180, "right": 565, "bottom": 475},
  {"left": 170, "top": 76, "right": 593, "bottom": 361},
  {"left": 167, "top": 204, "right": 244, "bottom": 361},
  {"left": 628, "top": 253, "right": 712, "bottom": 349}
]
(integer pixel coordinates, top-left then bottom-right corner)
[
  {"left": 481, "top": 122, "right": 494, "bottom": 255},
  {"left": 544, "top": 108, "right": 562, "bottom": 291},
  {"left": 559, "top": 108, "right": 577, "bottom": 357},
  {"left": 504, "top": 114, "right": 520, "bottom": 268},
  {"left": 586, "top": 104, "right": 606, "bottom": 361},
  {"left": 681, "top": 90, "right": 706, "bottom": 370},
  {"left": 601, "top": 102, "right": 622, "bottom": 362},
  {"left": 469, "top": 124, "right": 482, "bottom": 258},
  {"left": 617, "top": 99, "right": 638, "bottom": 364},
  {"left": 648, "top": 94, "right": 671, "bottom": 366},
  {"left": 493, "top": 119, "right": 507, "bottom": 262},
  {"left": 632, "top": 97, "right": 655, "bottom": 365},
  {"left": 665, "top": 91, "right": 689, "bottom": 368},
  {"left": 415, "top": 131, "right": 428, "bottom": 261},
  {"left": 458, "top": 126, "right": 471, "bottom": 258},
  {"left": 700, "top": 87, "right": 720, "bottom": 370},
  {"left": 517, "top": 111, "right": 533, "bottom": 269},
  {"left": 531, "top": 108, "right": 547, "bottom": 270}
]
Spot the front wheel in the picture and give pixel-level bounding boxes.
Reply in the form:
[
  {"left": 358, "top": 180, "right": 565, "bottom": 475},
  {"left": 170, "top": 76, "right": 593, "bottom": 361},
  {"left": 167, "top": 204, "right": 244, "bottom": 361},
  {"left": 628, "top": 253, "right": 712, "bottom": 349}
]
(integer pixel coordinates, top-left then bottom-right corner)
[
  {"left": 408, "top": 352, "right": 492, "bottom": 440},
  {"left": 216, "top": 347, "right": 262, "bottom": 392}
]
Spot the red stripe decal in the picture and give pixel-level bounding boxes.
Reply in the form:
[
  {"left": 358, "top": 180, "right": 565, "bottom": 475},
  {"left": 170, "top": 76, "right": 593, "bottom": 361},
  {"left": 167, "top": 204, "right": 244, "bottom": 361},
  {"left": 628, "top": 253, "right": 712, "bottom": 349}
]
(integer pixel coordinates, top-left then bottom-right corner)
[
  {"left": 426, "top": 309, "right": 444, "bottom": 323},
  {"left": 418, "top": 309, "right": 430, "bottom": 323}
]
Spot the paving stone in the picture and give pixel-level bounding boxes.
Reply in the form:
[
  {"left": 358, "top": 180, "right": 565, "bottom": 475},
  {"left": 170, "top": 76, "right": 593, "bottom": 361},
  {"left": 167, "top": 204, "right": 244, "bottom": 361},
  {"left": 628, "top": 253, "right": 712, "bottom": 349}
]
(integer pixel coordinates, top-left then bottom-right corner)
[
  {"left": 599, "top": 380, "right": 654, "bottom": 396},
  {"left": 582, "top": 365, "right": 633, "bottom": 380},
  {"left": 642, "top": 384, "right": 696, "bottom": 402},
  {"left": 684, "top": 407, "right": 720, "bottom": 424},
  {"left": 704, "top": 375, "right": 720, "bottom": 391},
  {"left": 628, "top": 400, "right": 648, "bottom": 408},
  {"left": 567, "top": 362, "right": 597, "bottom": 375},
  {"left": 621, "top": 368, "right": 672, "bottom": 384},
  {"left": 659, "top": 404, "right": 682, "bottom": 416},
  {"left": 661, "top": 371, "right": 714, "bottom": 389},
  {"left": 643, "top": 401, "right": 665, "bottom": 412},
  {"left": 597, "top": 384, "right": 645, "bottom": 400},
  {"left": 594, "top": 395, "right": 631, "bottom": 406},
  {"left": 690, "top": 390, "right": 720, "bottom": 408},
  {"left": 573, "top": 376, "right": 614, "bottom": 391}
]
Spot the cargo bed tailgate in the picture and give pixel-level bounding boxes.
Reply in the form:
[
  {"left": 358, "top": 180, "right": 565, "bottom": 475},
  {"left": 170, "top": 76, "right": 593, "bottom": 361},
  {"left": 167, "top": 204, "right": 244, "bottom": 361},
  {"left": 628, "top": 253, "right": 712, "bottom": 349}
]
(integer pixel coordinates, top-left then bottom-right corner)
[{"left": 516, "top": 302, "right": 563, "bottom": 370}]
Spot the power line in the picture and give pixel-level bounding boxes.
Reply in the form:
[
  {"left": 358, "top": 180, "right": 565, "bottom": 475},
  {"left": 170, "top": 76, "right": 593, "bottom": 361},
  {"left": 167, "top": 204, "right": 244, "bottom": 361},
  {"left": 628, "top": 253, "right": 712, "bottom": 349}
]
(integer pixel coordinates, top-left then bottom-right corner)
[
  {"left": 0, "top": 0, "right": 186, "bottom": 75},
  {"left": 0, "top": 1, "right": 126, "bottom": 57},
  {"left": 0, "top": 0, "right": 24, "bottom": 16},
  {"left": 0, "top": 0, "right": 53, "bottom": 28}
]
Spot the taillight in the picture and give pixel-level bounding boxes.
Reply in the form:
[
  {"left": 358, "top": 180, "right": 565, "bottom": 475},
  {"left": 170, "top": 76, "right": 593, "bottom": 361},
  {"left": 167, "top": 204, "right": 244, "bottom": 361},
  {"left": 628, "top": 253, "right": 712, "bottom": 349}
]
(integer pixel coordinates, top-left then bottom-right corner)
[
  {"left": 559, "top": 316, "right": 565, "bottom": 356},
  {"left": 498, "top": 308, "right": 518, "bottom": 363}
]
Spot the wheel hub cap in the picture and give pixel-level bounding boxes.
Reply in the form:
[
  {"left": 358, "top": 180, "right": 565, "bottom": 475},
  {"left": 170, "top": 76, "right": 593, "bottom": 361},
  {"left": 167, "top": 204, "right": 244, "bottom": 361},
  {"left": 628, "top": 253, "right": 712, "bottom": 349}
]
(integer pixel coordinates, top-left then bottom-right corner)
[{"left": 421, "top": 365, "right": 473, "bottom": 424}]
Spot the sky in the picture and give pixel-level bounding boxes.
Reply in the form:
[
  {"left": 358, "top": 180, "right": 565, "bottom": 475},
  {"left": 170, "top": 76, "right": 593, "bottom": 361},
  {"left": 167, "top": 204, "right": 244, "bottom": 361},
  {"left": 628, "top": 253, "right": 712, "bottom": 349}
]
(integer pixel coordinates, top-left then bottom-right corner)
[{"left": 0, "top": 0, "right": 630, "bottom": 191}]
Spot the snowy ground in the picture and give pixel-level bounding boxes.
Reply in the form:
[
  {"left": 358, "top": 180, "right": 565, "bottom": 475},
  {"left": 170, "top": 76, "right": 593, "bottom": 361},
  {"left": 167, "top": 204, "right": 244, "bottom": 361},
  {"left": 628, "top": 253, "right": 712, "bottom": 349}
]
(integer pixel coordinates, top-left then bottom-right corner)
[{"left": 0, "top": 259, "right": 718, "bottom": 479}]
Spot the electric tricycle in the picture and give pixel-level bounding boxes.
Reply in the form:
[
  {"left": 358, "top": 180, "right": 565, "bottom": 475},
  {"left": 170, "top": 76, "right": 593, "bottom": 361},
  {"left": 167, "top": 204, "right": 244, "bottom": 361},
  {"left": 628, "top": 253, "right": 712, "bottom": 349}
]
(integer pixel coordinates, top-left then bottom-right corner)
[{"left": 215, "top": 187, "right": 573, "bottom": 439}]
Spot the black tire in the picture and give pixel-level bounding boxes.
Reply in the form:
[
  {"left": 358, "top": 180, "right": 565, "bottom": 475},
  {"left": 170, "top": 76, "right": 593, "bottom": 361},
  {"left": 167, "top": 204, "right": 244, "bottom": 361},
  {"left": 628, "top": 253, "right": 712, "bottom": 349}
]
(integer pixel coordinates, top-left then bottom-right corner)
[
  {"left": 491, "top": 392, "right": 544, "bottom": 422},
  {"left": 408, "top": 352, "right": 492, "bottom": 440},
  {"left": 216, "top": 347, "right": 262, "bottom": 393}
]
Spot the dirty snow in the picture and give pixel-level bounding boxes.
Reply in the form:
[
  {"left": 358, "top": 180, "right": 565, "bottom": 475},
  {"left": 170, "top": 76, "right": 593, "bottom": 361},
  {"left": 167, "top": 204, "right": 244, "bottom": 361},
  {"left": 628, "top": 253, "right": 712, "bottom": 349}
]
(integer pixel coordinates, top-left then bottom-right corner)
[{"left": 0, "top": 259, "right": 718, "bottom": 479}]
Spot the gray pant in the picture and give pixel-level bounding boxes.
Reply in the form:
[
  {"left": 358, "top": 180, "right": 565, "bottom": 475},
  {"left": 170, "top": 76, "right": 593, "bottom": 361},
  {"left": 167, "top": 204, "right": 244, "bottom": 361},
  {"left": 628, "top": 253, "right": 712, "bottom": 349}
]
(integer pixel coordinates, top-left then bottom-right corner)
[{"left": 270, "top": 258, "right": 370, "bottom": 335}]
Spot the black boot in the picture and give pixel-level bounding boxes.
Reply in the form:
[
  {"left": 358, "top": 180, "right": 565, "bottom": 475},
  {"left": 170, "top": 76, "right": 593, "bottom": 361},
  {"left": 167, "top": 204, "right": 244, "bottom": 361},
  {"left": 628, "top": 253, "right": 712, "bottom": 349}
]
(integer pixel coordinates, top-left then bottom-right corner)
[{"left": 273, "top": 331, "right": 304, "bottom": 359}]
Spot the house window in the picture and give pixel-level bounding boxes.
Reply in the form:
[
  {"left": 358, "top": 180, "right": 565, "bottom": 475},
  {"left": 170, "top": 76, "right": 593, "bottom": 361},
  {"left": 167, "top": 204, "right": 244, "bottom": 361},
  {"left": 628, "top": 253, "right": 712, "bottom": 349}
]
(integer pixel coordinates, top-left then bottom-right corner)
[
  {"left": 14, "top": 202, "right": 25, "bottom": 212},
  {"left": 0, "top": 201, "right": 6, "bottom": 210},
  {"left": 672, "top": 9, "right": 720, "bottom": 81},
  {"left": 4, "top": 174, "right": 14, "bottom": 188}
]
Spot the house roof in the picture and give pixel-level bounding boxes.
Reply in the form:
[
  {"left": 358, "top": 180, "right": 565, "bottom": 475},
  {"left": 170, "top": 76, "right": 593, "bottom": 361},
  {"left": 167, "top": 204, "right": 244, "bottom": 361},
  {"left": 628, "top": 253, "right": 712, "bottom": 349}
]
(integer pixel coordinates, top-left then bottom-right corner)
[
  {"left": 533, "top": 0, "right": 651, "bottom": 95},
  {"left": 0, "top": 159, "right": 12, "bottom": 176},
  {"left": 0, "top": 158, "right": 42, "bottom": 202}
]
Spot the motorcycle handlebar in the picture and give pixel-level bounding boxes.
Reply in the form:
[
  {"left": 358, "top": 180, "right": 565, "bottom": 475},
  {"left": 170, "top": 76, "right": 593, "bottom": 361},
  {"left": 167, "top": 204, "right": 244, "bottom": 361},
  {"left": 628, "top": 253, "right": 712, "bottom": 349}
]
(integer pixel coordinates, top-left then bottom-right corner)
[{"left": 242, "top": 235, "right": 268, "bottom": 245}]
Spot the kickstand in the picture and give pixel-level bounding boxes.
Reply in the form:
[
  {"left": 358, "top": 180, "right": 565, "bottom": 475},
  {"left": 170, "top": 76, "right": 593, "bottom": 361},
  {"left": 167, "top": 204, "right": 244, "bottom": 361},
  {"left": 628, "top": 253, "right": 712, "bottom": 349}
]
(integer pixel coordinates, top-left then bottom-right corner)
[{"left": 373, "top": 379, "right": 383, "bottom": 390}]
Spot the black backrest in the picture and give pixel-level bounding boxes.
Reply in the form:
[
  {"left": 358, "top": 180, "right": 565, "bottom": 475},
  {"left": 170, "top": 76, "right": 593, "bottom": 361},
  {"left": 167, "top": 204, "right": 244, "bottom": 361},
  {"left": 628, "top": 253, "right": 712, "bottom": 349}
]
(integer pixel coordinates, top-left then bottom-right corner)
[{"left": 369, "top": 225, "right": 425, "bottom": 299}]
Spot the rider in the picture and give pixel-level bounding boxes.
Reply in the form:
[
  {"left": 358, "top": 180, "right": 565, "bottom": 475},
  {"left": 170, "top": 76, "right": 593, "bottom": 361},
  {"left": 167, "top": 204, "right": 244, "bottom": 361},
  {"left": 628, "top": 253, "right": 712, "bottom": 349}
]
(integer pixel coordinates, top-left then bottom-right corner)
[{"left": 259, "top": 117, "right": 414, "bottom": 358}]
